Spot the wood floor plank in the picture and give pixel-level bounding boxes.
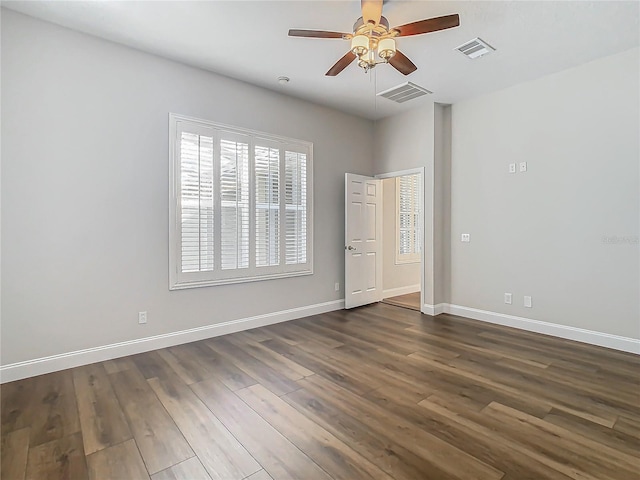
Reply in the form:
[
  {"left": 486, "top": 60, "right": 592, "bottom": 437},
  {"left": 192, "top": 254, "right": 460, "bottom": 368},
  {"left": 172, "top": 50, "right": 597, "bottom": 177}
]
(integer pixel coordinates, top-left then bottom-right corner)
[
  {"left": 101, "top": 357, "right": 135, "bottom": 375},
  {"left": 367, "top": 389, "right": 568, "bottom": 480},
  {"left": 1, "top": 427, "right": 30, "bottom": 480},
  {"left": 283, "top": 384, "right": 457, "bottom": 480},
  {"left": 245, "top": 470, "right": 274, "bottom": 480},
  {"left": 418, "top": 398, "right": 596, "bottom": 480},
  {"left": 261, "top": 338, "right": 378, "bottom": 396},
  {"left": 72, "top": 363, "right": 132, "bottom": 455},
  {"left": 109, "top": 365, "right": 193, "bottom": 474},
  {"left": 225, "top": 333, "right": 314, "bottom": 381},
  {"left": 151, "top": 457, "right": 211, "bottom": 480},
  {"left": 1, "top": 379, "right": 35, "bottom": 435},
  {"left": 408, "top": 350, "right": 618, "bottom": 427},
  {"left": 86, "top": 438, "right": 149, "bottom": 480},
  {"left": 25, "top": 432, "right": 88, "bottom": 480},
  {"left": 191, "top": 377, "right": 333, "bottom": 480},
  {"left": 614, "top": 415, "right": 640, "bottom": 439},
  {"left": 544, "top": 408, "right": 640, "bottom": 458},
  {"left": 297, "top": 374, "right": 505, "bottom": 480},
  {"left": 483, "top": 401, "right": 640, "bottom": 477},
  {"left": 381, "top": 292, "right": 421, "bottom": 311},
  {"left": 237, "top": 383, "right": 395, "bottom": 480},
  {"left": 205, "top": 338, "right": 300, "bottom": 396},
  {"left": 18, "top": 370, "right": 80, "bottom": 448},
  {"left": 142, "top": 352, "right": 261, "bottom": 480}
]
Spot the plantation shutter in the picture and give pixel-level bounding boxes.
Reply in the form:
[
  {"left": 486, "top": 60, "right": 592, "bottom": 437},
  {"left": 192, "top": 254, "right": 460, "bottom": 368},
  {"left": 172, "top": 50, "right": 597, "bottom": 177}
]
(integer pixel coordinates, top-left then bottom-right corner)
[
  {"left": 255, "top": 144, "right": 280, "bottom": 267},
  {"left": 285, "top": 150, "right": 307, "bottom": 264},
  {"left": 220, "top": 137, "right": 250, "bottom": 270},
  {"left": 170, "top": 114, "right": 313, "bottom": 290},
  {"left": 397, "top": 174, "right": 421, "bottom": 262},
  {"left": 179, "top": 129, "right": 214, "bottom": 273}
]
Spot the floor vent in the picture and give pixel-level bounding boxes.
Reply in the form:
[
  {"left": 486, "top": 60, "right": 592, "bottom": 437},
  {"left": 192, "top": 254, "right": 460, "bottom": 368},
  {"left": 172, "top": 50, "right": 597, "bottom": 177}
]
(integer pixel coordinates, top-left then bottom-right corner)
[
  {"left": 455, "top": 37, "right": 495, "bottom": 59},
  {"left": 377, "top": 82, "right": 432, "bottom": 103}
]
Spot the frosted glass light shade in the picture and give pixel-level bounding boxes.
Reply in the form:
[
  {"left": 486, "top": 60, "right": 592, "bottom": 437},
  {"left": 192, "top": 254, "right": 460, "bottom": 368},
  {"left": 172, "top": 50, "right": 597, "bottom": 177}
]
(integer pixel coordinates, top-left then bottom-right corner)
[
  {"left": 351, "top": 35, "right": 369, "bottom": 55},
  {"left": 378, "top": 38, "right": 396, "bottom": 60}
]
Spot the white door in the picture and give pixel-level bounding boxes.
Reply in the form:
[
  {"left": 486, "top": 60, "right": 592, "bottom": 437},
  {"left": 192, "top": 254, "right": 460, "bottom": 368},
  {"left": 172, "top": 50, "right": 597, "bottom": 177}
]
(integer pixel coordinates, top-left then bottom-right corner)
[{"left": 345, "top": 173, "right": 383, "bottom": 309}]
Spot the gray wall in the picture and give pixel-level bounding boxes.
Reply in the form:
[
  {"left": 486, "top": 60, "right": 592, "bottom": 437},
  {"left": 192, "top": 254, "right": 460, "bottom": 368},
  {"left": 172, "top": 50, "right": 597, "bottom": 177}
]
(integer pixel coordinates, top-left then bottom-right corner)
[
  {"left": 433, "top": 104, "right": 452, "bottom": 305},
  {"left": 1, "top": 10, "right": 374, "bottom": 365},
  {"left": 382, "top": 177, "right": 421, "bottom": 294},
  {"left": 450, "top": 47, "right": 639, "bottom": 339}
]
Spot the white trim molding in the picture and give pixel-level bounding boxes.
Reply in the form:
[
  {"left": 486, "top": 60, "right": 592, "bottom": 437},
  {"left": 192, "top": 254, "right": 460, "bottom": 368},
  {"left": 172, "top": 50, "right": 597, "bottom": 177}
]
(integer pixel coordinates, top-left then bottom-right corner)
[
  {"left": 383, "top": 284, "right": 421, "bottom": 299},
  {"left": 0, "top": 299, "right": 344, "bottom": 384},
  {"left": 423, "top": 303, "right": 640, "bottom": 355},
  {"left": 422, "top": 303, "right": 446, "bottom": 316}
]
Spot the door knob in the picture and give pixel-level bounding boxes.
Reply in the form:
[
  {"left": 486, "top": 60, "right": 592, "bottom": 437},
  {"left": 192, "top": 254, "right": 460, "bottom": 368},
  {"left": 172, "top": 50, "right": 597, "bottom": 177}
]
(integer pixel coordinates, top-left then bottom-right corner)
[{"left": 345, "top": 245, "right": 356, "bottom": 251}]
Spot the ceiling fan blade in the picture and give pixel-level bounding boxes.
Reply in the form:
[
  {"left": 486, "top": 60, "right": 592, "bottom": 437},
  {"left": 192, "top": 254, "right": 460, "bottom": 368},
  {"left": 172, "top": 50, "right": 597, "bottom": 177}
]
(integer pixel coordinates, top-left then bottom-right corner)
[
  {"left": 288, "top": 29, "right": 347, "bottom": 39},
  {"left": 361, "top": 0, "right": 383, "bottom": 25},
  {"left": 326, "top": 51, "right": 357, "bottom": 76},
  {"left": 392, "top": 14, "right": 460, "bottom": 37},
  {"left": 388, "top": 50, "right": 417, "bottom": 75}
]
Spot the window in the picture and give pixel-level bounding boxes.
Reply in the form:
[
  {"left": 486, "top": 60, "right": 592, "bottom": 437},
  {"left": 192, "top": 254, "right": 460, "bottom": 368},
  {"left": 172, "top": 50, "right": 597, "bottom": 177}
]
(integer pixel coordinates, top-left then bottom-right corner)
[
  {"left": 169, "top": 114, "right": 312, "bottom": 289},
  {"left": 396, "top": 173, "right": 421, "bottom": 264}
]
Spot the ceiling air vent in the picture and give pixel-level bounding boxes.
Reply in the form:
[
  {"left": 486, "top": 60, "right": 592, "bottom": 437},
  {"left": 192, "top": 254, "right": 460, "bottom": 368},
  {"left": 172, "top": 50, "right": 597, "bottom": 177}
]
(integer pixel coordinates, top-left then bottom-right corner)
[
  {"left": 377, "top": 82, "right": 432, "bottom": 104},
  {"left": 456, "top": 37, "right": 495, "bottom": 59}
]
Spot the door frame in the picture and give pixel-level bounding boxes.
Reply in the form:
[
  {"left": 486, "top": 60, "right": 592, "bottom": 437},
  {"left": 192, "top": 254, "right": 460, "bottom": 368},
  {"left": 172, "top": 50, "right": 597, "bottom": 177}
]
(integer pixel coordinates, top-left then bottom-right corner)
[{"left": 375, "top": 167, "right": 426, "bottom": 314}]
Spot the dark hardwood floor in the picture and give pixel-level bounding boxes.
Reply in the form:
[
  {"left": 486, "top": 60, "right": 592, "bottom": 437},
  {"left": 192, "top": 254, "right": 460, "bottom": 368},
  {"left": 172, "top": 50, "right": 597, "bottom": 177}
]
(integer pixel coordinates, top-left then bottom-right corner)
[{"left": 2, "top": 302, "right": 639, "bottom": 479}]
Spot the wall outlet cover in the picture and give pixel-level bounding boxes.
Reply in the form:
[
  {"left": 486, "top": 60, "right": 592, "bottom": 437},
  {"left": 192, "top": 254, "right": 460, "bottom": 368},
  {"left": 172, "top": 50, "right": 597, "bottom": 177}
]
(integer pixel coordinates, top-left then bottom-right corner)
[
  {"left": 461, "top": 233, "right": 470, "bottom": 243},
  {"left": 509, "top": 163, "right": 517, "bottom": 174},
  {"left": 519, "top": 162, "right": 528, "bottom": 172},
  {"left": 524, "top": 296, "right": 532, "bottom": 308},
  {"left": 504, "top": 293, "right": 512, "bottom": 305}
]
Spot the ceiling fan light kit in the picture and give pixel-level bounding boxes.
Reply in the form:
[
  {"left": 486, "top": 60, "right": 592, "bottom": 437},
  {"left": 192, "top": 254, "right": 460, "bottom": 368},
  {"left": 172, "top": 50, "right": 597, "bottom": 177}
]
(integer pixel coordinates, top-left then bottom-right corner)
[{"left": 288, "top": 0, "right": 460, "bottom": 76}]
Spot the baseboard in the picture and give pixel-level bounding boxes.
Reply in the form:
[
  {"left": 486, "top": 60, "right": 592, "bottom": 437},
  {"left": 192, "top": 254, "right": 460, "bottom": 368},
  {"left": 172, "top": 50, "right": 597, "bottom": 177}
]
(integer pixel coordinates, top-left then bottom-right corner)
[
  {"left": 0, "top": 299, "right": 345, "bottom": 384},
  {"left": 431, "top": 303, "right": 639, "bottom": 355},
  {"left": 383, "top": 284, "right": 421, "bottom": 299},
  {"left": 422, "top": 303, "right": 446, "bottom": 316}
]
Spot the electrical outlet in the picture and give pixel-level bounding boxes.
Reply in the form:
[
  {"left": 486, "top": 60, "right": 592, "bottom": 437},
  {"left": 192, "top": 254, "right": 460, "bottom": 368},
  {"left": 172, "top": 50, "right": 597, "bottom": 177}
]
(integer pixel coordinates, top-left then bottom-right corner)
[
  {"left": 524, "top": 296, "right": 532, "bottom": 308},
  {"left": 519, "top": 162, "right": 528, "bottom": 172},
  {"left": 335, "top": 282, "right": 340, "bottom": 291},
  {"left": 138, "top": 311, "right": 147, "bottom": 324},
  {"left": 509, "top": 163, "right": 517, "bottom": 174},
  {"left": 461, "top": 233, "right": 470, "bottom": 243},
  {"left": 504, "top": 293, "right": 512, "bottom": 305}
]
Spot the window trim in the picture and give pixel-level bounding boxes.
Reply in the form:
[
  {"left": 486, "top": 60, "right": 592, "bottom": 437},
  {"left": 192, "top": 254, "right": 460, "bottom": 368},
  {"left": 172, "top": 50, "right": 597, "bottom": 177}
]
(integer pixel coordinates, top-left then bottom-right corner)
[
  {"left": 395, "top": 173, "right": 421, "bottom": 265},
  {"left": 169, "top": 113, "right": 313, "bottom": 290}
]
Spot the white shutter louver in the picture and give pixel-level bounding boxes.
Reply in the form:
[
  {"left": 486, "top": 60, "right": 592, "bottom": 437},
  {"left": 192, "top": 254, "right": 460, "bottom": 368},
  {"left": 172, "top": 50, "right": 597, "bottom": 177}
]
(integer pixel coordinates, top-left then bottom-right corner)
[
  {"left": 396, "top": 174, "right": 421, "bottom": 263},
  {"left": 180, "top": 131, "right": 214, "bottom": 273},
  {"left": 169, "top": 114, "right": 312, "bottom": 289},
  {"left": 255, "top": 145, "right": 280, "bottom": 267},
  {"left": 285, "top": 151, "right": 307, "bottom": 264},
  {"left": 220, "top": 139, "right": 250, "bottom": 270}
]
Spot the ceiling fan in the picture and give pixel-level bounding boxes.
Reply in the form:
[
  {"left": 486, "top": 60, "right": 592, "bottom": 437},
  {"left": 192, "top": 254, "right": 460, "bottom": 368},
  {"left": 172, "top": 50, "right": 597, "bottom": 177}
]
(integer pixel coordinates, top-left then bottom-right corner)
[{"left": 288, "top": 0, "right": 460, "bottom": 76}]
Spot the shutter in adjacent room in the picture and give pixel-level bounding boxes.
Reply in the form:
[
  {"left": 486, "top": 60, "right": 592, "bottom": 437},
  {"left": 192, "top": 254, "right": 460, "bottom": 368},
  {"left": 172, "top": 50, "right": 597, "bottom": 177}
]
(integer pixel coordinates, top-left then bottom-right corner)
[{"left": 397, "top": 173, "right": 421, "bottom": 261}]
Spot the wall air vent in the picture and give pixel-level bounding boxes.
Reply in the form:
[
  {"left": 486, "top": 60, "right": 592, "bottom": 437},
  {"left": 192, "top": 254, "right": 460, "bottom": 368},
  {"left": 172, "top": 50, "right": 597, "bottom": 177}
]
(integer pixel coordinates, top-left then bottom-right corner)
[
  {"left": 377, "top": 82, "right": 432, "bottom": 104},
  {"left": 455, "top": 37, "right": 495, "bottom": 59}
]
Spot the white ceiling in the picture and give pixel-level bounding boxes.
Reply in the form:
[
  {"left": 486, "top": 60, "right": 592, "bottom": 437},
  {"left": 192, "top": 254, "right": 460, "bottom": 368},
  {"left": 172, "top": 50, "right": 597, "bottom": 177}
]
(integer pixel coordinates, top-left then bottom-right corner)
[{"left": 4, "top": 0, "right": 639, "bottom": 120}]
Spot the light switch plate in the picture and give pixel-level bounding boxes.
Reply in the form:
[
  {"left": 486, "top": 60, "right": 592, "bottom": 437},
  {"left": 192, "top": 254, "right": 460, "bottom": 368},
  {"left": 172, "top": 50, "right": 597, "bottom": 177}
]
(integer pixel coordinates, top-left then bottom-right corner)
[
  {"left": 524, "top": 296, "right": 532, "bottom": 308},
  {"left": 504, "top": 293, "right": 512, "bottom": 305}
]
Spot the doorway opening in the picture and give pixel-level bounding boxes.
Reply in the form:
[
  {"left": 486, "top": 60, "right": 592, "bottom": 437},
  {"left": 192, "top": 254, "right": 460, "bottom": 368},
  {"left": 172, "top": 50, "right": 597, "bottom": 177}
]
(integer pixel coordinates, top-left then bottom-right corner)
[{"left": 377, "top": 168, "right": 424, "bottom": 312}]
